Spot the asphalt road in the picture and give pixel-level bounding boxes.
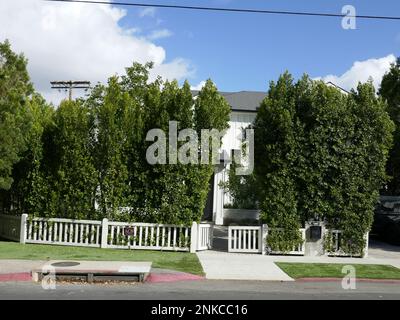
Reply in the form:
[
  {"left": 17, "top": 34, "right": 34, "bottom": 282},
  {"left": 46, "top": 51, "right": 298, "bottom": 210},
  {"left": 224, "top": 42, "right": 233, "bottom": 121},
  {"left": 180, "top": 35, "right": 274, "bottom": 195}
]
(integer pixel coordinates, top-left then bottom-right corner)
[{"left": 1, "top": 280, "right": 400, "bottom": 300}]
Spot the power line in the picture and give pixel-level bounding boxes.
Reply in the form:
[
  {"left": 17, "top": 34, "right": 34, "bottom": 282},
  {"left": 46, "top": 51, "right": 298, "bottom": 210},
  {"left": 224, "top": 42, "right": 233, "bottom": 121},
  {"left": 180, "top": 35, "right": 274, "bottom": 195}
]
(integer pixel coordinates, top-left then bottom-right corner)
[{"left": 44, "top": 0, "right": 400, "bottom": 21}]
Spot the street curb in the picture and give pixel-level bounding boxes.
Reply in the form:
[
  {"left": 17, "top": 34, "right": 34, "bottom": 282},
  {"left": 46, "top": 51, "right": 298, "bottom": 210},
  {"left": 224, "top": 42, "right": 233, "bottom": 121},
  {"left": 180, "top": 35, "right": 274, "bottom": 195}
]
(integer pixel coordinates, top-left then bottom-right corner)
[
  {"left": 0, "top": 273, "right": 32, "bottom": 282},
  {"left": 146, "top": 272, "right": 205, "bottom": 283},
  {"left": 0, "top": 271, "right": 205, "bottom": 283},
  {"left": 296, "top": 277, "right": 400, "bottom": 284}
]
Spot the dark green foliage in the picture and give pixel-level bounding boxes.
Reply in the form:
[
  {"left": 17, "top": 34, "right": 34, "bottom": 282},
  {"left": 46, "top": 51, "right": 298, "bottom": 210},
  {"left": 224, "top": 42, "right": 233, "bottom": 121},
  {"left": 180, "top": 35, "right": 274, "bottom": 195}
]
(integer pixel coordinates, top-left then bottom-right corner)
[
  {"left": 1, "top": 43, "right": 229, "bottom": 225},
  {"left": 89, "top": 76, "right": 140, "bottom": 220},
  {"left": 379, "top": 58, "right": 400, "bottom": 195},
  {"left": 50, "top": 100, "right": 98, "bottom": 219},
  {"left": 84, "top": 65, "right": 230, "bottom": 225},
  {"left": 3, "top": 94, "right": 54, "bottom": 216},
  {"left": 126, "top": 77, "right": 230, "bottom": 225},
  {"left": 194, "top": 79, "right": 230, "bottom": 133},
  {"left": 0, "top": 40, "right": 33, "bottom": 191},
  {"left": 221, "top": 161, "right": 258, "bottom": 210},
  {"left": 254, "top": 73, "right": 394, "bottom": 255}
]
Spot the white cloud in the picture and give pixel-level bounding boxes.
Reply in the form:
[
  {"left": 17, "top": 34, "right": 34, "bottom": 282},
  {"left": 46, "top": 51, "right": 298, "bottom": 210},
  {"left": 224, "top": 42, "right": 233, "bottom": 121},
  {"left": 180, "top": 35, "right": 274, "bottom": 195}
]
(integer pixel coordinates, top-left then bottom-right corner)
[
  {"left": 139, "top": 7, "right": 156, "bottom": 18},
  {"left": 148, "top": 29, "right": 173, "bottom": 40},
  {"left": 190, "top": 81, "right": 206, "bottom": 90},
  {"left": 316, "top": 54, "right": 396, "bottom": 91},
  {"left": 0, "top": 0, "right": 193, "bottom": 104}
]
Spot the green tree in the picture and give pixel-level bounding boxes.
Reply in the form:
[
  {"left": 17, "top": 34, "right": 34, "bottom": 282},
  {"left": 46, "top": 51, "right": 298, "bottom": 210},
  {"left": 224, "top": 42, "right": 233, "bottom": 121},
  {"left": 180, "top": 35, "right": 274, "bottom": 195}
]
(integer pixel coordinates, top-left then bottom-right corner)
[
  {"left": 254, "top": 73, "right": 394, "bottom": 255},
  {"left": 90, "top": 78, "right": 132, "bottom": 219},
  {"left": 254, "top": 72, "right": 303, "bottom": 251},
  {"left": 135, "top": 78, "right": 230, "bottom": 225},
  {"left": 0, "top": 40, "right": 33, "bottom": 191},
  {"left": 50, "top": 100, "right": 97, "bottom": 219},
  {"left": 3, "top": 94, "right": 54, "bottom": 215},
  {"left": 379, "top": 57, "right": 400, "bottom": 195}
]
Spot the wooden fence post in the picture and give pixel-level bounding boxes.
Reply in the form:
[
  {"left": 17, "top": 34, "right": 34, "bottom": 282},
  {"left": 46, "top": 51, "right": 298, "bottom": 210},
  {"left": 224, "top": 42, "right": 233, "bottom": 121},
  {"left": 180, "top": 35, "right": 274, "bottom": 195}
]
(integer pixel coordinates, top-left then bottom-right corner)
[
  {"left": 20, "top": 214, "right": 28, "bottom": 244},
  {"left": 101, "top": 218, "right": 108, "bottom": 249},
  {"left": 190, "top": 221, "right": 198, "bottom": 253}
]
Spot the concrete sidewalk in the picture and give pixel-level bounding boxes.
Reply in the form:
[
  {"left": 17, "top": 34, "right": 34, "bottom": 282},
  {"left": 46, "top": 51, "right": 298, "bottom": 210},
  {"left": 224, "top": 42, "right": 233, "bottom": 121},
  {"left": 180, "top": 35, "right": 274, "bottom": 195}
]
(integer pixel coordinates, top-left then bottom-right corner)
[
  {"left": 0, "top": 259, "right": 45, "bottom": 274},
  {"left": 196, "top": 251, "right": 294, "bottom": 281},
  {"left": 196, "top": 250, "right": 400, "bottom": 281}
]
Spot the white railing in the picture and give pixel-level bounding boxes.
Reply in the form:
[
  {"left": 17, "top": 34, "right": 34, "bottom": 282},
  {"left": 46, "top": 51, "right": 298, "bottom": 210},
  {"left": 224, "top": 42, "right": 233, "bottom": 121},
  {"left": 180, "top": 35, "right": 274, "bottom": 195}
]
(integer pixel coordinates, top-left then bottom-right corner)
[
  {"left": 0, "top": 214, "right": 23, "bottom": 242},
  {"left": 106, "top": 221, "right": 191, "bottom": 252},
  {"left": 267, "top": 228, "right": 306, "bottom": 255},
  {"left": 1, "top": 214, "right": 212, "bottom": 253},
  {"left": 228, "top": 226, "right": 262, "bottom": 253},
  {"left": 26, "top": 217, "right": 102, "bottom": 247},
  {"left": 197, "top": 223, "right": 213, "bottom": 251}
]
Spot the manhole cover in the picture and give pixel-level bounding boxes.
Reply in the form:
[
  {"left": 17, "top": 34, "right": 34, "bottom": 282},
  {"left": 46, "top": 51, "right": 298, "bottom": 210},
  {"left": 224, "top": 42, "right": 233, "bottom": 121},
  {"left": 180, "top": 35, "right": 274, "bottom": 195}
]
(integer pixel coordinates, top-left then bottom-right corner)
[{"left": 51, "top": 262, "right": 80, "bottom": 267}]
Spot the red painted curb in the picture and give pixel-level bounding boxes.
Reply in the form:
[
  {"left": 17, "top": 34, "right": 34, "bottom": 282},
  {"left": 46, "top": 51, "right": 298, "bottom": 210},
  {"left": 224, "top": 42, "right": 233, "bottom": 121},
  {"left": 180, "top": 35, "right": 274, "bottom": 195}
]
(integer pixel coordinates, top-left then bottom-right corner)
[
  {"left": 146, "top": 273, "right": 204, "bottom": 283},
  {"left": 296, "top": 277, "right": 400, "bottom": 284},
  {"left": 0, "top": 273, "right": 32, "bottom": 282}
]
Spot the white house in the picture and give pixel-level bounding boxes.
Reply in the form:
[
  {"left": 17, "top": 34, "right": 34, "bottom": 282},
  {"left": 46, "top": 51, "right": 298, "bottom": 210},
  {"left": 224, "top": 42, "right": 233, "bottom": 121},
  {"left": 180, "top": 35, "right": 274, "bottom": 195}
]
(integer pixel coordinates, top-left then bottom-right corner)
[{"left": 192, "top": 91, "right": 266, "bottom": 225}]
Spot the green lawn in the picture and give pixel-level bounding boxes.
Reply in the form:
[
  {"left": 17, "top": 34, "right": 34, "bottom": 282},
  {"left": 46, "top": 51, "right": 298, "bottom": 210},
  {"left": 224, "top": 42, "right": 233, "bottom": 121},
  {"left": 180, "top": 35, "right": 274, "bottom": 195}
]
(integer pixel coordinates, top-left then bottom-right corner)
[
  {"left": 276, "top": 262, "right": 400, "bottom": 280},
  {"left": 0, "top": 241, "right": 204, "bottom": 275}
]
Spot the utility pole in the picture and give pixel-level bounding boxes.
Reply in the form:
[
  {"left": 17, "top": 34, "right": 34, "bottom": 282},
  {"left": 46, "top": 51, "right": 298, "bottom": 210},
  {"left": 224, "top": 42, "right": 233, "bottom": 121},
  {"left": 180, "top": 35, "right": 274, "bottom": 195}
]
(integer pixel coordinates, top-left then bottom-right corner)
[{"left": 50, "top": 81, "right": 91, "bottom": 101}]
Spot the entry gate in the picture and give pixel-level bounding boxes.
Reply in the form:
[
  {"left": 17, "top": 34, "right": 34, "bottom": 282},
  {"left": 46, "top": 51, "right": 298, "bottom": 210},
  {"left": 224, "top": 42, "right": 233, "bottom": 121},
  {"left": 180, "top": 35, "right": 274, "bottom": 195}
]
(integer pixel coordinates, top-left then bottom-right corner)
[{"left": 196, "top": 223, "right": 214, "bottom": 251}]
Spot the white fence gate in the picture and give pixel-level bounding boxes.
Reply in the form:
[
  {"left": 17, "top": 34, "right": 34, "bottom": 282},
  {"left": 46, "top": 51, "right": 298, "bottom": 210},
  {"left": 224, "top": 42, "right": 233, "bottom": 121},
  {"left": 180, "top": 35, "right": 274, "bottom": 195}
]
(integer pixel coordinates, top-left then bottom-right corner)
[
  {"left": 0, "top": 214, "right": 213, "bottom": 253},
  {"left": 196, "top": 223, "right": 213, "bottom": 251},
  {"left": 228, "top": 226, "right": 262, "bottom": 253}
]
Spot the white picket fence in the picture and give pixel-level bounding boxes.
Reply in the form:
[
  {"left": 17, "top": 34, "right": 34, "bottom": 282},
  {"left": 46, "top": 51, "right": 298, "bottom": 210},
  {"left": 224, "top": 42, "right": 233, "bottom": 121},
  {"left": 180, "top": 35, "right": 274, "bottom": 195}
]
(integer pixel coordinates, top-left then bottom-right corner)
[
  {"left": 106, "top": 221, "right": 192, "bottom": 251},
  {"left": 26, "top": 217, "right": 102, "bottom": 248},
  {"left": 228, "top": 225, "right": 306, "bottom": 255},
  {"left": 0, "top": 214, "right": 213, "bottom": 253}
]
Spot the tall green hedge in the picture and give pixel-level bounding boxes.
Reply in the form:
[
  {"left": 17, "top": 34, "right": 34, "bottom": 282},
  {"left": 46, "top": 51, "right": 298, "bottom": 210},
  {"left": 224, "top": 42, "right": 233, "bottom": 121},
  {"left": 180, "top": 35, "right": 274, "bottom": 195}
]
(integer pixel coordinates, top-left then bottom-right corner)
[
  {"left": 1, "top": 54, "right": 230, "bottom": 225},
  {"left": 254, "top": 73, "right": 394, "bottom": 255},
  {"left": 379, "top": 58, "right": 400, "bottom": 195}
]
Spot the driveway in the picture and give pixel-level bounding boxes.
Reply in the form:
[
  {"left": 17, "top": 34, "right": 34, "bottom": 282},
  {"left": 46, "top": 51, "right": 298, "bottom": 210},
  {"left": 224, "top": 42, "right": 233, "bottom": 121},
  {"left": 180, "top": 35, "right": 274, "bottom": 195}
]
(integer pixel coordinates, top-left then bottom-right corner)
[{"left": 368, "top": 239, "right": 400, "bottom": 260}]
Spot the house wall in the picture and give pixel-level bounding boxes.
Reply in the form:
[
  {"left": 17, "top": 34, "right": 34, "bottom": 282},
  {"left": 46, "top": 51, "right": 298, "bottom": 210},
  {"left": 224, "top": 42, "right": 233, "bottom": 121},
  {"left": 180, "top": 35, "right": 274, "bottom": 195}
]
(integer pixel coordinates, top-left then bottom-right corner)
[
  {"left": 223, "top": 209, "right": 260, "bottom": 225},
  {"left": 212, "top": 111, "right": 257, "bottom": 225},
  {"left": 221, "top": 111, "right": 257, "bottom": 152}
]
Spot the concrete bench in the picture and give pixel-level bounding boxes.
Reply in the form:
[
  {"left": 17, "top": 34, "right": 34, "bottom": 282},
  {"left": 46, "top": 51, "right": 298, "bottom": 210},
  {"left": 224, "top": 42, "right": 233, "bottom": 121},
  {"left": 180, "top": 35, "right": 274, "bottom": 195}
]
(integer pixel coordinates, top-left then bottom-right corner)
[{"left": 32, "top": 260, "right": 152, "bottom": 283}]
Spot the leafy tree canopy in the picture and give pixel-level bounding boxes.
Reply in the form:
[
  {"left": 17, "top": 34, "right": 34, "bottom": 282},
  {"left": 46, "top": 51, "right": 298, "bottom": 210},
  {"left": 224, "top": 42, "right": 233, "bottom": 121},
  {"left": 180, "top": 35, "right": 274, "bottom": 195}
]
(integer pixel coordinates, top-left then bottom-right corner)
[{"left": 0, "top": 40, "right": 33, "bottom": 190}]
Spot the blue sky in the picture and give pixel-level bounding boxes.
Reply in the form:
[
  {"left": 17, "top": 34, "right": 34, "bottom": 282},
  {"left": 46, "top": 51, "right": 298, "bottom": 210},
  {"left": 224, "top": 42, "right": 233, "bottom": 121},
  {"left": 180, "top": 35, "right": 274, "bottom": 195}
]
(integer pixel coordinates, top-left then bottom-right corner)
[
  {"left": 120, "top": 0, "right": 400, "bottom": 91},
  {"left": 1, "top": 0, "right": 399, "bottom": 102}
]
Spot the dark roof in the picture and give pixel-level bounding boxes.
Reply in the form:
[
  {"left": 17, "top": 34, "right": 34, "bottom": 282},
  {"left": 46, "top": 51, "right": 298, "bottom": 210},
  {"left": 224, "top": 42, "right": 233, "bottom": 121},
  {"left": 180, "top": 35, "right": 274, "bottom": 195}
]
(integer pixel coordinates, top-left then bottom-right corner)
[{"left": 192, "top": 90, "right": 266, "bottom": 112}]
